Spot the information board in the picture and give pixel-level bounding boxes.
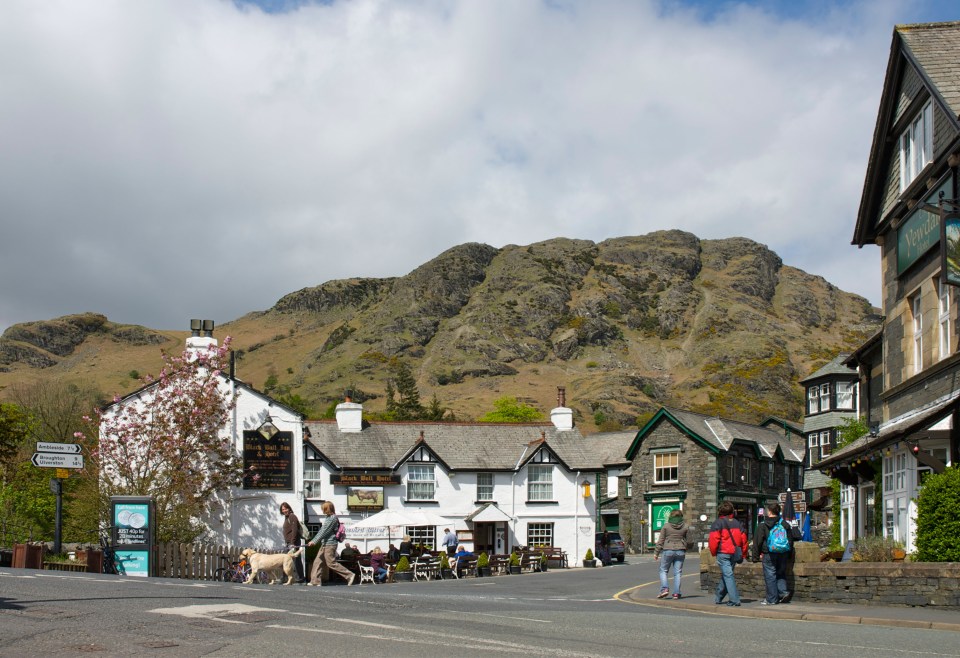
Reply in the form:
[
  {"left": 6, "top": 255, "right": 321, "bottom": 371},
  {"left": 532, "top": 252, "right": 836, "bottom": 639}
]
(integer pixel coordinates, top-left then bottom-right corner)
[{"left": 242, "top": 430, "right": 293, "bottom": 490}]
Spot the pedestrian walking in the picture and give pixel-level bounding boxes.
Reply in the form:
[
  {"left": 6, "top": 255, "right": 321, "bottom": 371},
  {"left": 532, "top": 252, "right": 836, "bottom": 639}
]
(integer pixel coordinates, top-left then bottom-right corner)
[
  {"left": 441, "top": 528, "right": 458, "bottom": 556},
  {"left": 752, "top": 502, "right": 798, "bottom": 605},
  {"left": 708, "top": 501, "right": 748, "bottom": 606},
  {"left": 654, "top": 509, "right": 694, "bottom": 599},
  {"left": 306, "top": 501, "right": 355, "bottom": 586},
  {"left": 279, "top": 502, "right": 306, "bottom": 584}
]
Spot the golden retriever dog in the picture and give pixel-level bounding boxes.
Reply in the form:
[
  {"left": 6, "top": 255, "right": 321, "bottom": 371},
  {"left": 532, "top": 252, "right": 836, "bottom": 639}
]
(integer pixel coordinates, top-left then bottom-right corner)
[{"left": 240, "top": 547, "right": 303, "bottom": 585}]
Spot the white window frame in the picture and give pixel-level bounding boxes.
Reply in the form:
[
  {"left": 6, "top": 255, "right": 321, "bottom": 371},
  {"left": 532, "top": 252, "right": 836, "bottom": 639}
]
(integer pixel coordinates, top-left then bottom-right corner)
[
  {"left": 476, "top": 472, "right": 494, "bottom": 501},
  {"left": 913, "top": 293, "right": 924, "bottom": 376},
  {"left": 819, "top": 430, "right": 832, "bottom": 458},
  {"left": 654, "top": 452, "right": 679, "bottom": 485},
  {"left": 807, "top": 433, "right": 820, "bottom": 468},
  {"left": 819, "top": 383, "right": 831, "bottom": 412},
  {"left": 895, "top": 452, "right": 907, "bottom": 491},
  {"left": 807, "top": 386, "right": 820, "bottom": 414},
  {"left": 303, "top": 460, "right": 323, "bottom": 499},
  {"left": 527, "top": 522, "right": 554, "bottom": 548},
  {"left": 899, "top": 100, "right": 933, "bottom": 192},
  {"left": 406, "top": 525, "right": 436, "bottom": 550},
  {"left": 527, "top": 464, "right": 553, "bottom": 501},
  {"left": 407, "top": 464, "right": 436, "bottom": 501},
  {"left": 939, "top": 281, "right": 951, "bottom": 361},
  {"left": 836, "top": 381, "right": 856, "bottom": 410}
]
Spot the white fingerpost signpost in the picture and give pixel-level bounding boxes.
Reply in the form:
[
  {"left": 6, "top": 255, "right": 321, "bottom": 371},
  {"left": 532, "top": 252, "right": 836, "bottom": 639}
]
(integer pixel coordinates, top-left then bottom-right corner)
[{"left": 32, "top": 442, "right": 84, "bottom": 554}]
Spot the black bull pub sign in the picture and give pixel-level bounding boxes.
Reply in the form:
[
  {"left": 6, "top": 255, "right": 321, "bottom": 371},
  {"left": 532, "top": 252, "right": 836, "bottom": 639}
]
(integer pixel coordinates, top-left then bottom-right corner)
[{"left": 242, "top": 430, "right": 293, "bottom": 489}]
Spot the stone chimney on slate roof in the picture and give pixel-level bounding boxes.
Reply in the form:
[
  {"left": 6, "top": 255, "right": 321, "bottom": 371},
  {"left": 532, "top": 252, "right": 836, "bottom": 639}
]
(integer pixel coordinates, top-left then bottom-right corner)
[
  {"left": 550, "top": 386, "right": 574, "bottom": 431},
  {"left": 335, "top": 392, "right": 363, "bottom": 433}
]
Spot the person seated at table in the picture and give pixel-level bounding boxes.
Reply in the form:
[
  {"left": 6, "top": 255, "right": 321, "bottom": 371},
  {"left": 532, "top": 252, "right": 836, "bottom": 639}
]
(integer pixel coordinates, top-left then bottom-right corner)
[
  {"left": 387, "top": 544, "right": 400, "bottom": 561},
  {"left": 339, "top": 544, "right": 359, "bottom": 560},
  {"left": 370, "top": 546, "right": 389, "bottom": 583},
  {"left": 452, "top": 545, "right": 475, "bottom": 576},
  {"left": 399, "top": 535, "right": 413, "bottom": 557}
]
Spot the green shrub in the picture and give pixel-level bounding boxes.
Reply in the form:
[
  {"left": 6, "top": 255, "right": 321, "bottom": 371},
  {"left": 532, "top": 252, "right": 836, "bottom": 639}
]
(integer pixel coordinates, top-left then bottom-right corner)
[
  {"left": 509, "top": 551, "right": 520, "bottom": 566},
  {"left": 395, "top": 556, "right": 410, "bottom": 573},
  {"left": 438, "top": 552, "right": 450, "bottom": 570},
  {"left": 477, "top": 552, "right": 489, "bottom": 568},
  {"left": 584, "top": 549, "right": 594, "bottom": 561},
  {"left": 915, "top": 466, "right": 960, "bottom": 562}
]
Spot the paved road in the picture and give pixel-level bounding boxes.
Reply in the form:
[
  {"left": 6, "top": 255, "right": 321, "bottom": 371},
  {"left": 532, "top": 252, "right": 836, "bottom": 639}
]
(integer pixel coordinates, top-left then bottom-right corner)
[{"left": 1, "top": 558, "right": 958, "bottom": 657}]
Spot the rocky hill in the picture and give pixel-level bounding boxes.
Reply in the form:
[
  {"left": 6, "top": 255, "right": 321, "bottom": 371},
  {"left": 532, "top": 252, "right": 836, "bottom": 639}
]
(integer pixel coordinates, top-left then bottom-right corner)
[{"left": 0, "top": 231, "right": 880, "bottom": 430}]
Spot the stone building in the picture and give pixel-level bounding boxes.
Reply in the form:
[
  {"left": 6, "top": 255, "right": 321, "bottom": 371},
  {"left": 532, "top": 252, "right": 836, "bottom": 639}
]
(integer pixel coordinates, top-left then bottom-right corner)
[
  {"left": 800, "top": 354, "right": 860, "bottom": 528},
  {"left": 621, "top": 407, "right": 804, "bottom": 552},
  {"left": 817, "top": 21, "right": 960, "bottom": 553}
]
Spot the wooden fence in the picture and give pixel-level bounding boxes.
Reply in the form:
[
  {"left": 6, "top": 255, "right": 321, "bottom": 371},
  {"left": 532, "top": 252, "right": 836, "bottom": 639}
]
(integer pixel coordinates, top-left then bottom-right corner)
[{"left": 155, "top": 542, "right": 287, "bottom": 580}]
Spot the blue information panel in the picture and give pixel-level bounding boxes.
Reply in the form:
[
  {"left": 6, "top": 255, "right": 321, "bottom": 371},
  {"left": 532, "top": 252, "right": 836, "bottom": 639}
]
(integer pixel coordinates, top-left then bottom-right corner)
[{"left": 110, "top": 496, "right": 154, "bottom": 577}]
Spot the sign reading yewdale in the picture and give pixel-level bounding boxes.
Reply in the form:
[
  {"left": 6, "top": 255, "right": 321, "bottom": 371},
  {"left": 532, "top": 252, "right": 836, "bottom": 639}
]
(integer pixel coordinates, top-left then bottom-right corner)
[{"left": 898, "top": 174, "right": 954, "bottom": 274}]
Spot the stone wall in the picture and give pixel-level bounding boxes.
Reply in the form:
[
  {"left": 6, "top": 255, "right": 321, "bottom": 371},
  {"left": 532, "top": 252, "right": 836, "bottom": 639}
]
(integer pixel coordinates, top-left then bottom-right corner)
[{"left": 699, "top": 546, "right": 960, "bottom": 608}]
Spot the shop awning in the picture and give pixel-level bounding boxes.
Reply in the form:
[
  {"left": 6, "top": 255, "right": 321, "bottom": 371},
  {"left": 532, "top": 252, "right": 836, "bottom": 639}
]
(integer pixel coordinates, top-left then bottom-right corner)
[{"left": 815, "top": 391, "right": 960, "bottom": 472}]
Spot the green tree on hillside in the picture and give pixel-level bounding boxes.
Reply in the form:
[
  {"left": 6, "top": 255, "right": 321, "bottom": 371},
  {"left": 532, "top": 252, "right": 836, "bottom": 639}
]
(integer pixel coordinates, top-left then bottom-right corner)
[
  {"left": 384, "top": 361, "right": 426, "bottom": 420},
  {"left": 479, "top": 397, "right": 543, "bottom": 423}
]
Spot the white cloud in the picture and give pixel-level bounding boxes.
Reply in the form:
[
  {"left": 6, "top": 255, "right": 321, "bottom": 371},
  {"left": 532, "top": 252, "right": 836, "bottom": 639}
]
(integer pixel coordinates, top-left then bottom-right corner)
[{"left": 0, "top": 0, "right": 952, "bottom": 331}]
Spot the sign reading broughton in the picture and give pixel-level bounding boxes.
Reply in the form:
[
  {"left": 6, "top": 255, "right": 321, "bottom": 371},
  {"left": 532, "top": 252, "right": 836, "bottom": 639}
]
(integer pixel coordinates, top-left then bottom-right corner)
[
  {"left": 331, "top": 473, "right": 401, "bottom": 486},
  {"left": 898, "top": 174, "right": 954, "bottom": 274}
]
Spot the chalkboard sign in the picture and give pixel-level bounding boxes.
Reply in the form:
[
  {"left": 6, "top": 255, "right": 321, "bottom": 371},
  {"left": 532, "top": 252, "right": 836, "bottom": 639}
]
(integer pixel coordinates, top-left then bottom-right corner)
[{"left": 243, "top": 430, "right": 293, "bottom": 490}]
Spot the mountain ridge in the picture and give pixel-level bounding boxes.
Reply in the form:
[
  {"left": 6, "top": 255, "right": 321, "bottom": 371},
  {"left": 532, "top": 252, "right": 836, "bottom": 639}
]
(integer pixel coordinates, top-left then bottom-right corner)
[{"left": 0, "top": 231, "right": 880, "bottom": 430}]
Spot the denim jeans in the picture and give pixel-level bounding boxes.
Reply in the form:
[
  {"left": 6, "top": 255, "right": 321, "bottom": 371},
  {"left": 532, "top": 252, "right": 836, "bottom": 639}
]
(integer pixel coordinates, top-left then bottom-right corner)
[
  {"left": 658, "top": 549, "right": 685, "bottom": 594},
  {"left": 762, "top": 553, "right": 789, "bottom": 603},
  {"left": 714, "top": 553, "right": 740, "bottom": 604}
]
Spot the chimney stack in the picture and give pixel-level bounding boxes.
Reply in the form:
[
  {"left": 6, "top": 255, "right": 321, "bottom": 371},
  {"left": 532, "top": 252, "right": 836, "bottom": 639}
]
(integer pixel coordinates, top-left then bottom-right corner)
[
  {"left": 186, "top": 318, "right": 217, "bottom": 357},
  {"left": 335, "top": 393, "right": 363, "bottom": 433},
  {"left": 550, "top": 386, "right": 574, "bottom": 431}
]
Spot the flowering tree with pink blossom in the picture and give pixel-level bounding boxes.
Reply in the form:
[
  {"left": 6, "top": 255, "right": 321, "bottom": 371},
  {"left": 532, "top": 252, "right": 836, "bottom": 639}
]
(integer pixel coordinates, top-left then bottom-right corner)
[{"left": 77, "top": 338, "right": 242, "bottom": 542}]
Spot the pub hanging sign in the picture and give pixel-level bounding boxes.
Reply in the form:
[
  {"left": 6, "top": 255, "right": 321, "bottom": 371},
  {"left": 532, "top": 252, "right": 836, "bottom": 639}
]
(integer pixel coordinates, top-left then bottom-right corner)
[{"left": 242, "top": 430, "right": 293, "bottom": 490}]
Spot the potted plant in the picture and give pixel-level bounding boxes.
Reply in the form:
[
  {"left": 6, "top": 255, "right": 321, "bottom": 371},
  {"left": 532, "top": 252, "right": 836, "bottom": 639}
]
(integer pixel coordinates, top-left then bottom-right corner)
[
  {"left": 539, "top": 552, "right": 548, "bottom": 572},
  {"left": 508, "top": 551, "right": 521, "bottom": 575},
  {"left": 438, "top": 552, "right": 452, "bottom": 579},
  {"left": 476, "top": 552, "right": 491, "bottom": 577},
  {"left": 394, "top": 556, "right": 413, "bottom": 582},
  {"left": 583, "top": 549, "right": 597, "bottom": 568}
]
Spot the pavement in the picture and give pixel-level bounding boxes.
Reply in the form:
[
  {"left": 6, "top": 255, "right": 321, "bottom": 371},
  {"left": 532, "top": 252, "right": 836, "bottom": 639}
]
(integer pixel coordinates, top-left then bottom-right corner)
[{"left": 619, "top": 571, "right": 960, "bottom": 632}]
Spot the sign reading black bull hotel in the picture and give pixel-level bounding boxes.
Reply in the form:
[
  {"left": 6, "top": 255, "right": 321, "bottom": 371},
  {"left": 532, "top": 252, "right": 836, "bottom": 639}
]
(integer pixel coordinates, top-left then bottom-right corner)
[
  {"left": 242, "top": 430, "right": 293, "bottom": 489},
  {"left": 330, "top": 473, "right": 401, "bottom": 486}
]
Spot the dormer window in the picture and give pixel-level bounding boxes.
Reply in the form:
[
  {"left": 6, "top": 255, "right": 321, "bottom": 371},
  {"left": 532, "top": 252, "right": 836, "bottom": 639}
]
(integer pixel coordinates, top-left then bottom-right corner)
[{"left": 899, "top": 100, "right": 933, "bottom": 192}]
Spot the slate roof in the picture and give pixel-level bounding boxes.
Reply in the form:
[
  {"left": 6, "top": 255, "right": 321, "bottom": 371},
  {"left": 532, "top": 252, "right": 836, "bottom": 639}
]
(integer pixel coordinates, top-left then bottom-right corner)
[
  {"left": 585, "top": 430, "right": 636, "bottom": 467},
  {"left": 304, "top": 420, "right": 602, "bottom": 473},
  {"left": 854, "top": 21, "right": 960, "bottom": 246},
  {"left": 799, "top": 354, "right": 856, "bottom": 384},
  {"left": 898, "top": 21, "right": 960, "bottom": 119},
  {"left": 635, "top": 407, "right": 805, "bottom": 463}
]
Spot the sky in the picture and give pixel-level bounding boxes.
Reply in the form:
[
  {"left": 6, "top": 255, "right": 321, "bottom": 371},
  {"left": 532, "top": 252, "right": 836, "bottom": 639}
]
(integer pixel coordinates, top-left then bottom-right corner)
[{"left": 1, "top": 0, "right": 958, "bottom": 333}]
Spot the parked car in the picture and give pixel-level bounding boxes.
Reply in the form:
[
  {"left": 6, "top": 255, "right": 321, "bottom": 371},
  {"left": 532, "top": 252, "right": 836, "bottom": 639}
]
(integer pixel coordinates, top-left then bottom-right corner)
[{"left": 595, "top": 532, "right": 625, "bottom": 563}]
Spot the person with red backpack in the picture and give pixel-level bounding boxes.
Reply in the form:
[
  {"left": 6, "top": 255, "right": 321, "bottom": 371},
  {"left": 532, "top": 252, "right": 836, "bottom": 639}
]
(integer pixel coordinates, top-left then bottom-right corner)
[
  {"left": 751, "top": 502, "right": 797, "bottom": 605},
  {"left": 708, "top": 501, "right": 748, "bottom": 606},
  {"left": 306, "top": 501, "right": 355, "bottom": 586}
]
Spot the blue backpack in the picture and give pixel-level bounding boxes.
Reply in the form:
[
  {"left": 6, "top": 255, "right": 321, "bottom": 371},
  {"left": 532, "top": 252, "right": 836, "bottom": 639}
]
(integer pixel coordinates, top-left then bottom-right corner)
[{"left": 767, "top": 521, "right": 791, "bottom": 553}]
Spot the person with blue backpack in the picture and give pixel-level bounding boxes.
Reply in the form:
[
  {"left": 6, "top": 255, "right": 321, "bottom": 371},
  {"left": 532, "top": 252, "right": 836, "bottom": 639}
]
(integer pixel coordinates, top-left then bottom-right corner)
[{"left": 751, "top": 502, "right": 797, "bottom": 605}]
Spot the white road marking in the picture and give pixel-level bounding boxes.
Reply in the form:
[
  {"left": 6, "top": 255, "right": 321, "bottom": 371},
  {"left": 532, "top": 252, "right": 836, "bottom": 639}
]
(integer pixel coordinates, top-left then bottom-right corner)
[
  {"left": 150, "top": 603, "right": 283, "bottom": 623},
  {"left": 780, "top": 640, "right": 960, "bottom": 656}
]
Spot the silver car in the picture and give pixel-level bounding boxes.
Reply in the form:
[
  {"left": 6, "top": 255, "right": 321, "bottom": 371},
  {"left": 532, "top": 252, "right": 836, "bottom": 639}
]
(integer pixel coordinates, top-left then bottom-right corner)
[{"left": 596, "top": 532, "right": 625, "bottom": 563}]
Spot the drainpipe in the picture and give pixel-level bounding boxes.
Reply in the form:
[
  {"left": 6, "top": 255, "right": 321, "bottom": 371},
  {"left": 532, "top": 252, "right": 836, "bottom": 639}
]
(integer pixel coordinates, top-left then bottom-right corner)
[
  {"left": 574, "top": 470, "right": 580, "bottom": 564},
  {"left": 512, "top": 446, "right": 528, "bottom": 552}
]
